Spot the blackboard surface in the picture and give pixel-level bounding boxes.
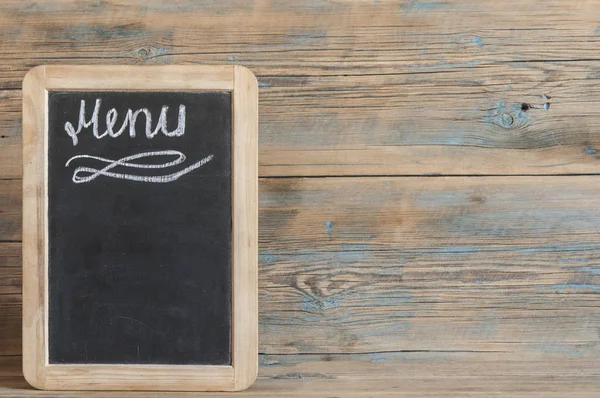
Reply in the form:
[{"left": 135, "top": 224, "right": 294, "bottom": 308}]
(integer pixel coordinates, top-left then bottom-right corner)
[{"left": 47, "top": 91, "right": 232, "bottom": 365}]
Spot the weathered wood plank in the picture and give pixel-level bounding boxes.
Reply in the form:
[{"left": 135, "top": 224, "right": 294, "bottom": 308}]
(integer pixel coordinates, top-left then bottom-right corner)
[
  {"left": 2, "top": 1, "right": 600, "bottom": 175},
  {"left": 257, "top": 176, "right": 600, "bottom": 353},
  {"left": 0, "top": 179, "right": 23, "bottom": 242},
  {"left": 0, "top": 243, "right": 20, "bottom": 296},
  {"left": 2, "top": 177, "right": 600, "bottom": 356},
  {"left": 0, "top": 243, "right": 20, "bottom": 358},
  {"left": 2, "top": 1, "right": 600, "bottom": 83},
  {"left": 1, "top": 352, "right": 599, "bottom": 397},
  {"left": 0, "top": 91, "right": 21, "bottom": 179},
  {"left": 0, "top": 295, "right": 20, "bottom": 356},
  {"left": 5, "top": 61, "right": 600, "bottom": 177},
  {"left": 0, "top": 180, "right": 20, "bottom": 242}
]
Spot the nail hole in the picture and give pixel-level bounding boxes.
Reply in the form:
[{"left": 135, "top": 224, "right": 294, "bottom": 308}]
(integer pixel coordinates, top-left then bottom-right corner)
[{"left": 521, "top": 103, "right": 530, "bottom": 112}]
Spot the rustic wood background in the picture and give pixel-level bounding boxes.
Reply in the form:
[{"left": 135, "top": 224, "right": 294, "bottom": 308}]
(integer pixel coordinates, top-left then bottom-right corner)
[{"left": 2, "top": 0, "right": 600, "bottom": 396}]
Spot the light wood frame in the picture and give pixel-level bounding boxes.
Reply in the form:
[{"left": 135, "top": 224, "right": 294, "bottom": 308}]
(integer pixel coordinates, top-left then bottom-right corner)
[{"left": 22, "top": 65, "right": 258, "bottom": 391}]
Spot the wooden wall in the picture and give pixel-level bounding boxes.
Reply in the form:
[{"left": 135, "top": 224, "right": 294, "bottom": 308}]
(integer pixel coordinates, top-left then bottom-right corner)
[{"left": 1, "top": 0, "right": 600, "bottom": 396}]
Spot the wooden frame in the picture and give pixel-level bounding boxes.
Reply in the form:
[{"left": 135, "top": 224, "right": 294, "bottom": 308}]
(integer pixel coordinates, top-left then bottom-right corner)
[{"left": 22, "top": 65, "right": 258, "bottom": 391}]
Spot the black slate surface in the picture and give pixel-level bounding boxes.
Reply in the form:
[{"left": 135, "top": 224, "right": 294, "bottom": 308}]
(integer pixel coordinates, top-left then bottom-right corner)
[{"left": 47, "top": 91, "right": 232, "bottom": 365}]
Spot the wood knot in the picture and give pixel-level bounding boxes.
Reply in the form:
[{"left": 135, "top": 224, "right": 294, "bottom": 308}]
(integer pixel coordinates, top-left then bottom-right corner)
[
  {"left": 470, "top": 195, "right": 486, "bottom": 204},
  {"left": 136, "top": 47, "right": 148, "bottom": 58},
  {"left": 500, "top": 113, "right": 514, "bottom": 127},
  {"left": 134, "top": 46, "right": 168, "bottom": 62},
  {"left": 489, "top": 100, "right": 531, "bottom": 129}
]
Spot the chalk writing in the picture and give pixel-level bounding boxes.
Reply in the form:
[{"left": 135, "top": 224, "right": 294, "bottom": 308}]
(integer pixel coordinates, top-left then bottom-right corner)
[
  {"left": 64, "top": 99, "right": 186, "bottom": 146},
  {"left": 65, "top": 150, "right": 214, "bottom": 183}
]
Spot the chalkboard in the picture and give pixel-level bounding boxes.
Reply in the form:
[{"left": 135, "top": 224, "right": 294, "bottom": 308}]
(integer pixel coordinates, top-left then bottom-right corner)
[
  {"left": 47, "top": 91, "right": 232, "bottom": 365},
  {"left": 23, "top": 65, "right": 258, "bottom": 391}
]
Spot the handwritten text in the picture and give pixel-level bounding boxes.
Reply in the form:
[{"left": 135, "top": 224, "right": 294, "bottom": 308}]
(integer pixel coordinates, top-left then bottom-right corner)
[{"left": 64, "top": 99, "right": 186, "bottom": 146}]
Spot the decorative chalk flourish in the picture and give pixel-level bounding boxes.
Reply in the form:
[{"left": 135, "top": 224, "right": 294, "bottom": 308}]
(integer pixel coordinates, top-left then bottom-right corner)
[{"left": 65, "top": 150, "right": 214, "bottom": 184}]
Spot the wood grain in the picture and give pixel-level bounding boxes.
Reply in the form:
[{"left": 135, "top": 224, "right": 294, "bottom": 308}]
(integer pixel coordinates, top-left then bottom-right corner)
[
  {"left": 21, "top": 65, "right": 47, "bottom": 390},
  {"left": 232, "top": 65, "right": 259, "bottom": 391},
  {"left": 257, "top": 177, "right": 600, "bottom": 354},
  {"left": 2, "top": 1, "right": 600, "bottom": 175},
  {"left": 1, "top": 352, "right": 600, "bottom": 397},
  {"left": 0, "top": 180, "right": 21, "bottom": 241},
  {"left": 3, "top": 0, "right": 600, "bottom": 395},
  {"left": 0, "top": 91, "right": 21, "bottom": 179},
  {"left": 42, "top": 65, "right": 235, "bottom": 91},
  {"left": 2, "top": 1, "right": 600, "bottom": 81}
]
